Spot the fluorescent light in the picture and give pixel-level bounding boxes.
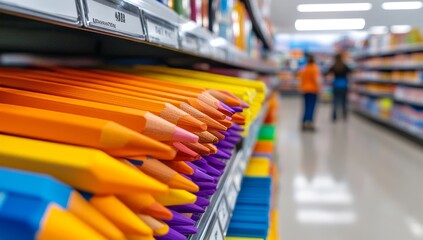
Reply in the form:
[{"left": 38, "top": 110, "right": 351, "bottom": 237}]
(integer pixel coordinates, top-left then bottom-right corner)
[
  {"left": 382, "top": 1, "right": 423, "bottom": 10},
  {"left": 295, "top": 19, "right": 366, "bottom": 31},
  {"left": 297, "top": 3, "right": 372, "bottom": 12},
  {"left": 296, "top": 209, "right": 357, "bottom": 224},
  {"left": 368, "top": 26, "right": 388, "bottom": 34},
  {"left": 391, "top": 25, "right": 412, "bottom": 34}
]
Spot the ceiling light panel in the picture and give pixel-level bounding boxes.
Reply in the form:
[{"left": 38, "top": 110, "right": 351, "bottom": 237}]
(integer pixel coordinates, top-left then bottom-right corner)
[
  {"left": 295, "top": 19, "right": 366, "bottom": 31},
  {"left": 297, "top": 3, "right": 372, "bottom": 12},
  {"left": 382, "top": 1, "right": 423, "bottom": 10}
]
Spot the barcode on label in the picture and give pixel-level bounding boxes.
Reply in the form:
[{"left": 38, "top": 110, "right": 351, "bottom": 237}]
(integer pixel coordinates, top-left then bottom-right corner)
[
  {"left": 144, "top": 13, "right": 178, "bottom": 48},
  {"left": 84, "top": 0, "right": 144, "bottom": 39}
]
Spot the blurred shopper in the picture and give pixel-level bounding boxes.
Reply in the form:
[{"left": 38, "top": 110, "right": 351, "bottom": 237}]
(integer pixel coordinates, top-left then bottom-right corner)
[
  {"left": 326, "top": 53, "right": 352, "bottom": 122},
  {"left": 300, "top": 55, "right": 320, "bottom": 131}
]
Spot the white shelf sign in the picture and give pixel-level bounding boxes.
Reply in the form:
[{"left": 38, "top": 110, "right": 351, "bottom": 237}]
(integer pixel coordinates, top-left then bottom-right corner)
[
  {"left": 144, "top": 13, "right": 178, "bottom": 48},
  {"left": 198, "top": 38, "right": 212, "bottom": 56},
  {"left": 233, "top": 170, "right": 242, "bottom": 191},
  {"left": 84, "top": 0, "right": 144, "bottom": 39},
  {"left": 226, "top": 184, "right": 238, "bottom": 211},
  {"left": 180, "top": 33, "right": 198, "bottom": 53},
  {"left": 209, "top": 217, "right": 224, "bottom": 240},
  {"left": 217, "top": 198, "right": 229, "bottom": 229},
  {"left": 0, "top": 0, "right": 80, "bottom": 24}
]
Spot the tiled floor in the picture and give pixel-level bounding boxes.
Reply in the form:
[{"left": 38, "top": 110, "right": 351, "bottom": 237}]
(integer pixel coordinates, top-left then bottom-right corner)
[{"left": 277, "top": 97, "right": 423, "bottom": 240}]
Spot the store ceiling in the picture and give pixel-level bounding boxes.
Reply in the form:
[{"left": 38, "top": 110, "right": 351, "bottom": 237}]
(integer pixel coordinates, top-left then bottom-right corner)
[{"left": 269, "top": 0, "right": 423, "bottom": 33}]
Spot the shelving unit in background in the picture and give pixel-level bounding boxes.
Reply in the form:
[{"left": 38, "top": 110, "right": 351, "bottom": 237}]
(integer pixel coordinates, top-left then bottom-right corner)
[
  {"left": 0, "top": 0, "right": 280, "bottom": 239},
  {"left": 352, "top": 43, "right": 423, "bottom": 143}
]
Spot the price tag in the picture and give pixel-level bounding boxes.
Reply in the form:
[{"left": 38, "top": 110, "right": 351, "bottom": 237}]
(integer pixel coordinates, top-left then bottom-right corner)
[
  {"left": 84, "top": 0, "right": 144, "bottom": 39},
  {"left": 226, "top": 184, "right": 238, "bottom": 211},
  {"left": 180, "top": 33, "right": 198, "bottom": 53},
  {"left": 144, "top": 13, "right": 178, "bottom": 48},
  {"left": 0, "top": 0, "right": 80, "bottom": 24},
  {"left": 217, "top": 198, "right": 229, "bottom": 231},
  {"left": 233, "top": 170, "right": 242, "bottom": 191},
  {"left": 208, "top": 217, "right": 224, "bottom": 240}
]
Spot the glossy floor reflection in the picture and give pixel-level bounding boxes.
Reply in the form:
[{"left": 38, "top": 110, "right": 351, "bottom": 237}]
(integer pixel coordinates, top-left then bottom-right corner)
[{"left": 277, "top": 97, "right": 423, "bottom": 240}]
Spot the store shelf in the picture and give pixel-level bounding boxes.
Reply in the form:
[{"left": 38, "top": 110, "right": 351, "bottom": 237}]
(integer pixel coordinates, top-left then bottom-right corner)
[
  {"left": 355, "top": 90, "right": 394, "bottom": 98},
  {"left": 354, "top": 90, "right": 423, "bottom": 108},
  {"left": 189, "top": 103, "right": 268, "bottom": 240},
  {"left": 354, "top": 79, "right": 423, "bottom": 88},
  {"left": 357, "top": 64, "right": 423, "bottom": 71},
  {"left": 0, "top": 0, "right": 277, "bottom": 74},
  {"left": 353, "top": 107, "right": 423, "bottom": 143},
  {"left": 242, "top": 0, "right": 273, "bottom": 50},
  {"left": 354, "top": 43, "right": 423, "bottom": 59}
]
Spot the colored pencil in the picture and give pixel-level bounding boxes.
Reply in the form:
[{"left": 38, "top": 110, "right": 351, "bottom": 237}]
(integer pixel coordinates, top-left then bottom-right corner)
[
  {"left": 171, "top": 225, "right": 198, "bottom": 234},
  {"left": 208, "top": 130, "right": 226, "bottom": 140},
  {"left": 207, "top": 89, "right": 242, "bottom": 107},
  {"left": 168, "top": 204, "right": 205, "bottom": 213},
  {"left": 138, "top": 215, "right": 169, "bottom": 236},
  {"left": 81, "top": 194, "right": 153, "bottom": 236},
  {"left": 0, "top": 74, "right": 206, "bottom": 131},
  {"left": 118, "top": 193, "right": 173, "bottom": 220},
  {"left": 126, "top": 156, "right": 199, "bottom": 192},
  {"left": 0, "top": 87, "right": 197, "bottom": 143},
  {"left": 154, "top": 189, "right": 197, "bottom": 206},
  {"left": 0, "top": 192, "right": 106, "bottom": 240},
  {"left": 194, "top": 131, "right": 219, "bottom": 144},
  {"left": 0, "top": 103, "right": 176, "bottom": 159},
  {"left": 0, "top": 168, "right": 124, "bottom": 240},
  {"left": 155, "top": 228, "right": 187, "bottom": 240},
  {"left": 203, "top": 143, "right": 218, "bottom": 154},
  {"left": 162, "top": 161, "right": 194, "bottom": 175},
  {"left": 163, "top": 210, "right": 196, "bottom": 226},
  {"left": 0, "top": 134, "right": 168, "bottom": 194},
  {"left": 183, "top": 142, "right": 211, "bottom": 155}
]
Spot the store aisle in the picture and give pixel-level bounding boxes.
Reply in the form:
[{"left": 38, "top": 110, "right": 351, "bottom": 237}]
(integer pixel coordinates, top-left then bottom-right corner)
[{"left": 277, "top": 97, "right": 423, "bottom": 240}]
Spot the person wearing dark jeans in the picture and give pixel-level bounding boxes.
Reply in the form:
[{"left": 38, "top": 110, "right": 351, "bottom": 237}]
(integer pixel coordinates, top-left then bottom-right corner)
[
  {"left": 326, "top": 53, "right": 351, "bottom": 122},
  {"left": 332, "top": 88, "right": 348, "bottom": 121},
  {"left": 300, "top": 55, "right": 320, "bottom": 131},
  {"left": 303, "top": 93, "right": 318, "bottom": 124}
]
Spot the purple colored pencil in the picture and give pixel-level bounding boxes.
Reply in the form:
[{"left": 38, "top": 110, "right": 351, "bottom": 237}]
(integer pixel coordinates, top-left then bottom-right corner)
[
  {"left": 201, "top": 164, "right": 223, "bottom": 176},
  {"left": 221, "top": 102, "right": 236, "bottom": 114},
  {"left": 215, "top": 140, "right": 235, "bottom": 149},
  {"left": 219, "top": 148, "right": 233, "bottom": 157},
  {"left": 220, "top": 130, "right": 231, "bottom": 138},
  {"left": 171, "top": 225, "right": 198, "bottom": 234},
  {"left": 188, "top": 168, "right": 215, "bottom": 182},
  {"left": 204, "top": 156, "right": 226, "bottom": 169},
  {"left": 197, "top": 182, "right": 217, "bottom": 190},
  {"left": 195, "top": 196, "right": 210, "bottom": 207},
  {"left": 227, "top": 129, "right": 243, "bottom": 138},
  {"left": 232, "top": 106, "right": 243, "bottom": 112},
  {"left": 191, "top": 214, "right": 201, "bottom": 221},
  {"left": 231, "top": 123, "right": 244, "bottom": 131},
  {"left": 155, "top": 228, "right": 187, "bottom": 240},
  {"left": 163, "top": 210, "right": 196, "bottom": 226},
  {"left": 225, "top": 136, "right": 240, "bottom": 144},
  {"left": 169, "top": 204, "right": 205, "bottom": 213},
  {"left": 192, "top": 158, "right": 207, "bottom": 168},
  {"left": 214, "top": 149, "right": 231, "bottom": 159},
  {"left": 195, "top": 189, "right": 217, "bottom": 197}
]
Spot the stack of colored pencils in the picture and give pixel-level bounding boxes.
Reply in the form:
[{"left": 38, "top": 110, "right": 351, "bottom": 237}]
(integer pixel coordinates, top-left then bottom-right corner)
[
  {"left": 0, "top": 66, "right": 265, "bottom": 240},
  {"left": 226, "top": 94, "right": 280, "bottom": 240}
]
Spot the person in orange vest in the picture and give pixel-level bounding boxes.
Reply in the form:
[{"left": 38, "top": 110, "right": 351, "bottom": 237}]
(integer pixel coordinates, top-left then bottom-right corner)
[{"left": 299, "top": 55, "right": 320, "bottom": 131}]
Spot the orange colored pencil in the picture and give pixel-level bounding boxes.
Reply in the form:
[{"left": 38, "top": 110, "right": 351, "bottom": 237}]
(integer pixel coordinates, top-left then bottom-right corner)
[
  {"left": 203, "top": 143, "right": 218, "bottom": 154},
  {"left": 168, "top": 142, "right": 201, "bottom": 160},
  {"left": 0, "top": 87, "right": 198, "bottom": 143},
  {"left": 206, "top": 89, "right": 242, "bottom": 107},
  {"left": 162, "top": 161, "right": 194, "bottom": 175},
  {"left": 0, "top": 74, "right": 206, "bottom": 131},
  {"left": 208, "top": 130, "right": 225, "bottom": 140},
  {"left": 183, "top": 142, "right": 211, "bottom": 155},
  {"left": 217, "top": 118, "right": 233, "bottom": 128},
  {"left": 0, "top": 103, "right": 176, "bottom": 159},
  {"left": 193, "top": 131, "right": 219, "bottom": 144},
  {"left": 118, "top": 193, "right": 172, "bottom": 220},
  {"left": 126, "top": 156, "right": 199, "bottom": 192}
]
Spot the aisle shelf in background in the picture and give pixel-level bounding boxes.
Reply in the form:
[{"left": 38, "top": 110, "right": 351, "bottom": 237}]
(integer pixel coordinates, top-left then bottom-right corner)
[
  {"left": 0, "top": 0, "right": 277, "bottom": 74},
  {"left": 353, "top": 107, "right": 423, "bottom": 144},
  {"left": 242, "top": 0, "right": 272, "bottom": 49},
  {"left": 354, "top": 43, "right": 423, "bottom": 60},
  {"left": 354, "top": 78, "right": 423, "bottom": 88},
  {"left": 354, "top": 90, "right": 423, "bottom": 108}
]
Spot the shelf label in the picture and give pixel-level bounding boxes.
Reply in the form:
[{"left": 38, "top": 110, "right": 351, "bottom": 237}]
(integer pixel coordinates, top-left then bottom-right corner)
[
  {"left": 209, "top": 218, "right": 224, "bottom": 240},
  {"left": 233, "top": 170, "right": 242, "bottom": 191},
  {"left": 84, "top": 0, "right": 144, "bottom": 39},
  {"left": 0, "top": 0, "right": 80, "bottom": 24},
  {"left": 144, "top": 13, "right": 178, "bottom": 48},
  {"left": 198, "top": 38, "right": 212, "bottom": 56},
  {"left": 226, "top": 184, "right": 238, "bottom": 211},
  {"left": 217, "top": 198, "right": 229, "bottom": 229},
  {"left": 214, "top": 47, "right": 227, "bottom": 61},
  {"left": 180, "top": 33, "right": 198, "bottom": 53}
]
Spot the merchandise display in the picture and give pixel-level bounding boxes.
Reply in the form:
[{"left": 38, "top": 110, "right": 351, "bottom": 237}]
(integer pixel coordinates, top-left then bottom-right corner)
[{"left": 353, "top": 39, "right": 423, "bottom": 141}]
